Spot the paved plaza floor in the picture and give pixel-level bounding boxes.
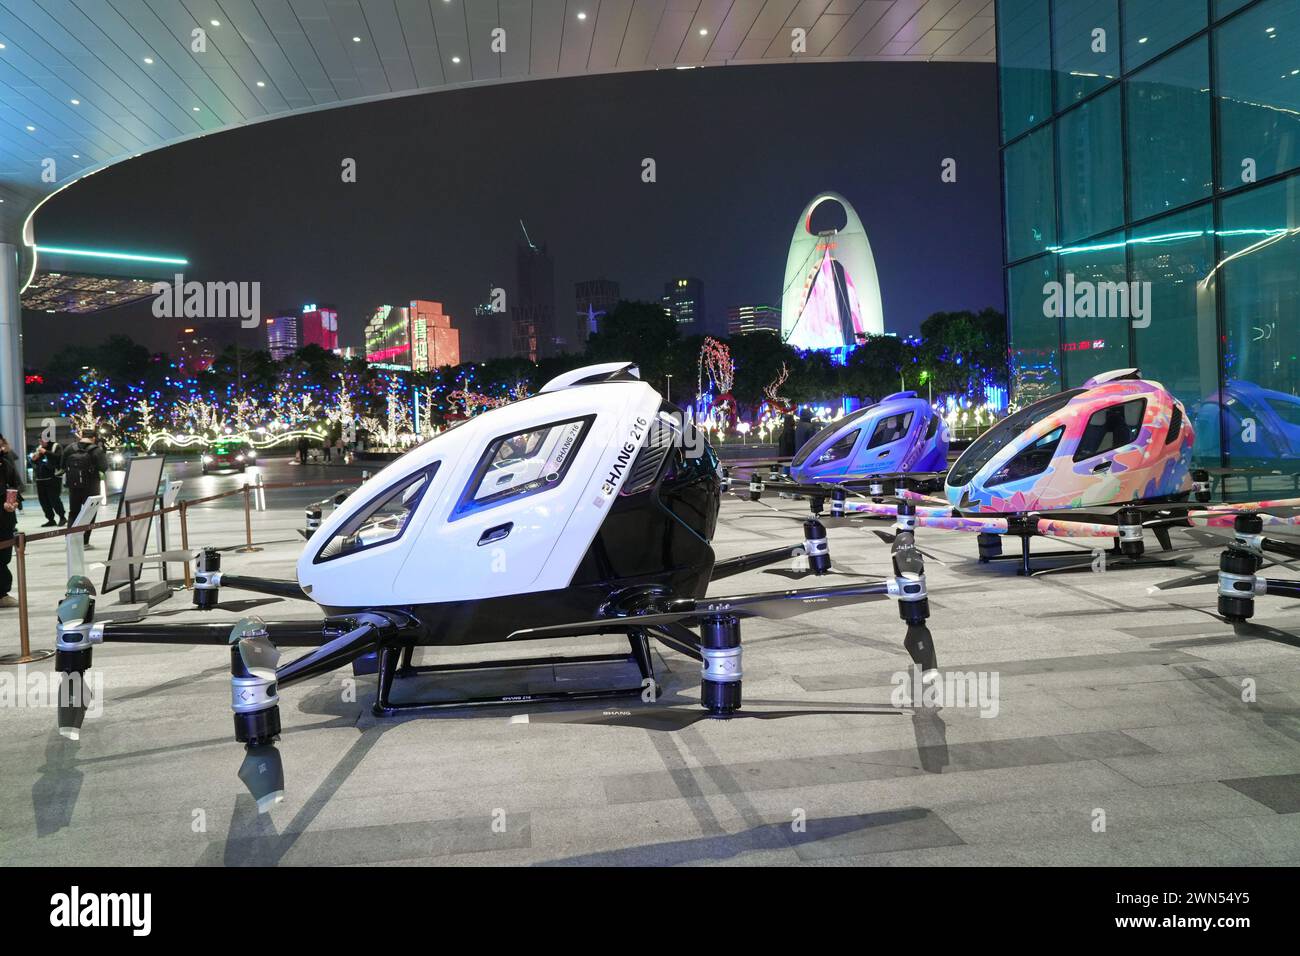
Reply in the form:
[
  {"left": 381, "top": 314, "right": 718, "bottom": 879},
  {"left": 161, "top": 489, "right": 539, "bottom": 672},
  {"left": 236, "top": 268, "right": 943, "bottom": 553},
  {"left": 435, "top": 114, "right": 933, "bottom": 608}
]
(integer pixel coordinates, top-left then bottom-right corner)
[{"left": 1, "top": 456, "right": 1298, "bottom": 866}]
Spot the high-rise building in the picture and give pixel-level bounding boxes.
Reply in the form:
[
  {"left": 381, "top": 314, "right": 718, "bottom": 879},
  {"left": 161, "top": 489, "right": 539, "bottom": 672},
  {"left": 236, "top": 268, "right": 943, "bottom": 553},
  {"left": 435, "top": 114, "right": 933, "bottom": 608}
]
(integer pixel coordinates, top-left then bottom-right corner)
[
  {"left": 575, "top": 279, "right": 620, "bottom": 343},
  {"left": 727, "top": 304, "right": 782, "bottom": 336},
  {"left": 364, "top": 305, "right": 412, "bottom": 368},
  {"left": 512, "top": 223, "right": 558, "bottom": 361},
  {"left": 408, "top": 299, "right": 460, "bottom": 370},
  {"left": 780, "top": 192, "right": 884, "bottom": 350},
  {"left": 663, "top": 278, "right": 705, "bottom": 333},
  {"left": 300, "top": 303, "right": 339, "bottom": 351},
  {"left": 997, "top": 0, "right": 1300, "bottom": 478},
  {"left": 266, "top": 311, "right": 300, "bottom": 360},
  {"left": 175, "top": 327, "right": 216, "bottom": 372}
]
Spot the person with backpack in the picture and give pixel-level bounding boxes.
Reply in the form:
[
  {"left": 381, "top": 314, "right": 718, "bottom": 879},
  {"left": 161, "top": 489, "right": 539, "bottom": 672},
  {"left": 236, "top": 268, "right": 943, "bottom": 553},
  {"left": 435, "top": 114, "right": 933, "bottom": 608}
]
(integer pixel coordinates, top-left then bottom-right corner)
[
  {"left": 0, "top": 433, "right": 22, "bottom": 608},
  {"left": 64, "top": 430, "right": 108, "bottom": 545},
  {"left": 30, "top": 438, "right": 67, "bottom": 527}
]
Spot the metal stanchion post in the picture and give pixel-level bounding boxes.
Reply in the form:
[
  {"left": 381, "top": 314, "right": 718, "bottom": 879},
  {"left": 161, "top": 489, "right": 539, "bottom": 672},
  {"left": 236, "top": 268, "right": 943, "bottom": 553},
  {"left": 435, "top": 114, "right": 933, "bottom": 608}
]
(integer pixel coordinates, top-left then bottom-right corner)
[
  {"left": 0, "top": 533, "right": 55, "bottom": 665},
  {"left": 180, "top": 499, "right": 193, "bottom": 588},
  {"left": 236, "top": 483, "right": 262, "bottom": 553}
]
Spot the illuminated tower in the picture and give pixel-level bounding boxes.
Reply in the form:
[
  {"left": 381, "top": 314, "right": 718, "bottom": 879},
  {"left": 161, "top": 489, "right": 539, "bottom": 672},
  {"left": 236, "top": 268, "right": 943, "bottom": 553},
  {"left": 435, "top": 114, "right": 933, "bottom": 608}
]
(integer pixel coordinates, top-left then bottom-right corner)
[{"left": 780, "top": 192, "right": 885, "bottom": 350}]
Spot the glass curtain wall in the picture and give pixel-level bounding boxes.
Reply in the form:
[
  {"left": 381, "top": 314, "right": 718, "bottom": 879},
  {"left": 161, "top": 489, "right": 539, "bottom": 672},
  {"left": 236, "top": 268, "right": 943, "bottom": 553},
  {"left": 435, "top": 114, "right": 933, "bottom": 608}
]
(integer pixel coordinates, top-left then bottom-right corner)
[{"left": 998, "top": 0, "right": 1300, "bottom": 473}]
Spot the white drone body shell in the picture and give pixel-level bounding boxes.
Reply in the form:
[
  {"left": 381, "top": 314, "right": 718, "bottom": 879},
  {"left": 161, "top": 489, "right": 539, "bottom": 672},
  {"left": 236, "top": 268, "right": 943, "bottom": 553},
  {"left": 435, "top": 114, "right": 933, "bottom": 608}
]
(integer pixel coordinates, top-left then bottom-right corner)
[{"left": 297, "top": 366, "right": 665, "bottom": 609}]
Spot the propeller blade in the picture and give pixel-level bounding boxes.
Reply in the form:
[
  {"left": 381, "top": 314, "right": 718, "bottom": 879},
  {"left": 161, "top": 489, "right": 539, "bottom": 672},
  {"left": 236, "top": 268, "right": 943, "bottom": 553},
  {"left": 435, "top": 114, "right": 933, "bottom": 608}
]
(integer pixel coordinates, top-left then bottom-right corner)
[
  {"left": 762, "top": 565, "right": 883, "bottom": 580},
  {"left": 506, "top": 581, "right": 893, "bottom": 640},
  {"left": 238, "top": 743, "right": 285, "bottom": 813},
  {"left": 57, "top": 593, "right": 92, "bottom": 628},
  {"left": 904, "top": 623, "right": 938, "bottom": 672},
  {"left": 230, "top": 617, "right": 280, "bottom": 674},
  {"left": 1147, "top": 570, "right": 1220, "bottom": 592},
  {"left": 509, "top": 701, "right": 910, "bottom": 731},
  {"left": 891, "top": 531, "right": 926, "bottom": 578},
  {"left": 870, "top": 529, "right": 945, "bottom": 564},
  {"left": 57, "top": 675, "right": 94, "bottom": 741}
]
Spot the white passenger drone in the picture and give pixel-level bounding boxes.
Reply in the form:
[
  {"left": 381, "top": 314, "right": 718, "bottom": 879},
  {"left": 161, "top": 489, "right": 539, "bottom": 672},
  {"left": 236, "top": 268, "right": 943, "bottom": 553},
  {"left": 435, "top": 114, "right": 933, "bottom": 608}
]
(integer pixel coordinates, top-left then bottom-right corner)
[{"left": 53, "top": 362, "right": 939, "bottom": 810}]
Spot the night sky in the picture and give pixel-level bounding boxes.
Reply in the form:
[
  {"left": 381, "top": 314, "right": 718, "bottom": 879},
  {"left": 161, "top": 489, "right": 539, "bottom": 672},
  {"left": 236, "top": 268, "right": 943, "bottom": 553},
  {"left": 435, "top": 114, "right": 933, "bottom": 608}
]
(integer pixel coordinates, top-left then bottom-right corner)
[{"left": 26, "top": 60, "right": 1003, "bottom": 365}]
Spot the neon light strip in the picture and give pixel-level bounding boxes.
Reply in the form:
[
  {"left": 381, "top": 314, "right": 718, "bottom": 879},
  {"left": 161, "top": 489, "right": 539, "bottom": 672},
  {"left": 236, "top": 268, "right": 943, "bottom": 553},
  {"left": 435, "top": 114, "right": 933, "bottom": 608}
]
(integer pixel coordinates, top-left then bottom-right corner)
[{"left": 35, "top": 245, "right": 189, "bottom": 266}]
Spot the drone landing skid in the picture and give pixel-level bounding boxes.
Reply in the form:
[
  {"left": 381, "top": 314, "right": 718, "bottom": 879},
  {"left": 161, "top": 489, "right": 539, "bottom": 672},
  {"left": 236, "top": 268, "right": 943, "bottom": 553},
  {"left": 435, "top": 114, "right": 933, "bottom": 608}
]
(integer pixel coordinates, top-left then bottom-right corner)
[
  {"left": 980, "top": 532, "right": 1181, "bottom": 577},
  {"left": 377, "top": 634, "right": 658, "bottom": 717}
]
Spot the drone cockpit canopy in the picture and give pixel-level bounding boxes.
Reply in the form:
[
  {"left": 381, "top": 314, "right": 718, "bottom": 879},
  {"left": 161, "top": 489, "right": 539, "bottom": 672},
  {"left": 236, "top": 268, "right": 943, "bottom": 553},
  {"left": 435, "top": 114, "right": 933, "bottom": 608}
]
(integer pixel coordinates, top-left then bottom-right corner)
[
  {"left": 789, "top": 390, "right": 948, "bottom": 483},
  {"left": 297, "top": 363, "right": 718, "bottom": 615},
  {"left": 945, "top": 370, "right": 1194, "bottom": 512}
]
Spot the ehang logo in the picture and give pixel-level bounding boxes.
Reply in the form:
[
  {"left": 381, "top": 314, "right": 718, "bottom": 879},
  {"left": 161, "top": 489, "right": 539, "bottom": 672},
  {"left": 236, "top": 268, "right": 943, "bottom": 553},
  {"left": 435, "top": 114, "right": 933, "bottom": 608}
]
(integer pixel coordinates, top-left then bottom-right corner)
[
  {"left": 601, "top": 416, "right": 648, "bottom": 495},
  {"left": 49, "top": 886, "right": 152, "bottom": 937}
]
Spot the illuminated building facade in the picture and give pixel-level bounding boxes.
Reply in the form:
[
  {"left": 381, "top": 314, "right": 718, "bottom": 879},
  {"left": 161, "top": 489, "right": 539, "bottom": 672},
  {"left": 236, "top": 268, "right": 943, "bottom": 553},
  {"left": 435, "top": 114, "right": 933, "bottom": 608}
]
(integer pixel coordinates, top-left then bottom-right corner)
[
  {"left": 364, "top": 305, "right": 412, "bottom": 367},
  {"left": 409, "top": 299, "right": 460, "bottom": 370},
  {"left": 301, "top": 304, "right": 339, "bottom": 351},
  {"left": 663, "top": 278, "right": 705, "bottom": 333},
  {"left": 999, "top": 0, "right": 1300, "bottom": 472},
  {"left": 266, "top": 311, "right": 300, "bottom": 360},
  {"left": 780, "top": 192, "right": 885, "bottom": 350},
  {"left": 727, "top": 304, "right": 781, "bottom": 336}
]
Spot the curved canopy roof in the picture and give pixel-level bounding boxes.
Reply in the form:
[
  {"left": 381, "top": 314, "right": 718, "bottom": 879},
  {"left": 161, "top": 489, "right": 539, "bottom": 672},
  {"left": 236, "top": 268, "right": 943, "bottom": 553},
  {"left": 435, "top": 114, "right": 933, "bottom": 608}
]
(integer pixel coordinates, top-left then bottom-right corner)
[{"left": 0, "top": 0, "right": 994, "bottom": 245}]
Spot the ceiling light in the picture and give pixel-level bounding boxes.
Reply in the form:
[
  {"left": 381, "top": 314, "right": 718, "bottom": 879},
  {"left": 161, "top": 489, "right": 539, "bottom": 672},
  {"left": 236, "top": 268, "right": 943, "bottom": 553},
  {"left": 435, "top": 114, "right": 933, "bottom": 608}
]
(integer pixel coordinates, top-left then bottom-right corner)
[
  {"left": 192, "top": 106, "right": 200, "bottom": 111},
  {"left": 699, "top": 28, "right": 708, "bottom": 35},
  {"left": 1138, "top": 37, "right": 1148, "bottom": 44},
  {"left": 144, "top": 56, "right": 153, "bottom": 64},
  {"left": 70, "top": 98, "right": 79, "bottom": 105},
  {"left": 25, "top": 125, "right": 35, "bottom": 131},
  {"left": 352, "top": 36, "right": 362, "bottom": 42},
  {"left": 72, "top": 154, "right": 79, "bottom": 159},
  {"left": 577, "top": 11, "right": 586, "bottom": 19},
  {"left": 452, "top": 56, "right": 461, "bottom": 63},
  {"left": 210, "top": 20, "right": 220, "bottom": 27},
  {"left": 0, "top": 43, "right": 6, "bottom": 49},
  {"left": 256, "top": 80, "right": 266, "bottom": 87}
]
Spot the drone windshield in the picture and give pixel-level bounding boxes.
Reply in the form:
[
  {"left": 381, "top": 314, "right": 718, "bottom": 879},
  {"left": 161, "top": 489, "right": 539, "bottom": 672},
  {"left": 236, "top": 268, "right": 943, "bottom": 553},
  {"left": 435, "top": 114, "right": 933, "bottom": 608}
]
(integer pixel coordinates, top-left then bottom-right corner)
[
  {"left": 315, "top": 464, "right": 438, "bottom": 562},
  {"left": 791, "top": 404, "right": 877, "bottom": 468},
  {"left": 947, "top": 388, "right": 1086, "bottom": 487}
]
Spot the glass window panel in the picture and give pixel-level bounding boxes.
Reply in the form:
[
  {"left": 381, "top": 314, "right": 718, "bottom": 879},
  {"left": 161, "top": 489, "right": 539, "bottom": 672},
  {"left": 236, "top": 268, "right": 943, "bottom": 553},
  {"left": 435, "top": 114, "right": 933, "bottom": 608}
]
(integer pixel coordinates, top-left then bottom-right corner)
[
  {"left": 1008, "top": 255, "right": 1062, "bottom": 406},
  {"left": 998, "top": 0, "right": 1053, "bottom": 141},
  {"left": 1126, "top": 38, "right": 1214, "bottom": 220},
  {"left": 1005, "top": 124, "right": 1058, "bottom": 260},
  {"left": 1216, "top": 0, "right": 1300, "bottom": 191},
  {"left": 1053, "top": 0, "right": 1120, "bottom": 108},
  {"left": 1055, "top": 229, "right": 1131, "bottom": 385},
  {"left": 866, "top": 412, "right": 914, "bottom": 449},
  {"left": 1214, "top": 0, "right": 1255, "bottom": 20},
  {"left": 1122, "top": 0, "right": 1207, "bottom": 70},
  {"left": 1058, "top": 87, "right": 1125, "bottom": 242},
  {"left": 1073, "top": 398, "right": 1147, "bottom": 459},
  {"left": 459, "top": 417, "right": 590, "bottom": 512},
  {"left": 1218, "top": 174, "right": 1300, "bottom": 470},
  {"left": 1129, "top": 205, "right": 1219, "bottom": 468},
  {"left": 315, "top": 464, "right": 437, "bottom": 562}
]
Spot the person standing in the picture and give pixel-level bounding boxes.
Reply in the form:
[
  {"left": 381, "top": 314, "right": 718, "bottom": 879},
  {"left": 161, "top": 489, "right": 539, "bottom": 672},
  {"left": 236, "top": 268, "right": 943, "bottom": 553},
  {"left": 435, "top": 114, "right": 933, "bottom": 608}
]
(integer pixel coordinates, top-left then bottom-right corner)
[
  {"left": 30, "top": 438, "right": 67, "bottom": 526},
  {"left": 779, "top": 412, "right": 797, "bottom": 458},
  {"left": 0, "top": 434, "right": 22, "bottom": 608},
  {"left": 296, "top": 434, "right": 309, "bottom": 465},
  {"left": 63, "top": 430, "right": 108, "bottom": 546}
]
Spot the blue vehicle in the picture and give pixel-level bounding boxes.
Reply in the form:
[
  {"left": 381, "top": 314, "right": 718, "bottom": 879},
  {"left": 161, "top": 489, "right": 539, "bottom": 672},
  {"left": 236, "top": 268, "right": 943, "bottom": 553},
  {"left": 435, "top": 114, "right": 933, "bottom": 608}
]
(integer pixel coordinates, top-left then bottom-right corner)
[{"left": 789, "top": 391, "right": 949, "bottom": 484}]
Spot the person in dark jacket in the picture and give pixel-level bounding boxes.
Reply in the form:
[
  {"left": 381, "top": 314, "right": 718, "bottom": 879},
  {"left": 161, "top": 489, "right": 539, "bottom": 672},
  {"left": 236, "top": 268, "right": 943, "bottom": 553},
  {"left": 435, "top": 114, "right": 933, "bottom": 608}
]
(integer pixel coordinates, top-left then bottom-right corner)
[
  {"left": 30, "top": 438, "right": 67, "bottom": 527},
  {"left": 63, "top": 430, "right": 109, "bottom": 546},
  {"left": 794, "top": 409, "right": 817, "bottom": 451},
  {"left": 0, "top": 434, "right": 22, "bottom": 608},
  {"left": 296, "top": 434, "right": 310, "bottom": 465},
  {"left": 779, "top": 412, "right": 797, "bottom": 458}
]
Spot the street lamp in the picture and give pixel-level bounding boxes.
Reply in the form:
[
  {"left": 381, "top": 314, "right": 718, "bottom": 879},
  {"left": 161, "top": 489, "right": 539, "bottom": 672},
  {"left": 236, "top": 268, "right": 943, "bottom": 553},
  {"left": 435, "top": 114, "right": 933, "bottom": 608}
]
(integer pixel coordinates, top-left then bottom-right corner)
[{"left": 664, "top": 374, "right": 673, "bottom": 402}]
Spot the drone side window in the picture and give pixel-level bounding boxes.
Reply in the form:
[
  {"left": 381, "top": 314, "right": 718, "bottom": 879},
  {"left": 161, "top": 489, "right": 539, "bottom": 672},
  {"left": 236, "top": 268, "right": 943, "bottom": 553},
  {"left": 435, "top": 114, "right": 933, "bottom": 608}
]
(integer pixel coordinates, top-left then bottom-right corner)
[
  {"left": 866, "top": 411, "right": 915, "bottom": 449},
  {"left": 988, "top": 426, "right": 1065, "bottom": 487},
  {"left": 453, "top": 415, "right": 594, "bottom": 518},
  {"left": 314, "top": 463, "right": 439, "bottom": 563},
  {"left": 815, "top": 429, "right": 859, "bottom": 465},
  {"left": 924, "top": 414, "right": 939, "bottom": 441},
  {"left": 1165, "top": 405, "right": 1183, "bottom": 446},
  {"left": 1072, "top": 399, "right": 1147, "bottom": 462}
]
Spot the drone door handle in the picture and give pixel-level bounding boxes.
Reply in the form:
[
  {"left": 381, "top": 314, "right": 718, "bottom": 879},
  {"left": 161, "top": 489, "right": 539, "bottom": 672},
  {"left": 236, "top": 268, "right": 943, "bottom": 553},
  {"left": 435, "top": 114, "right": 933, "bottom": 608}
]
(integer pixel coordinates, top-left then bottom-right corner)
[
  {"left": 478, "top": 522, "right": 513, "bottom": 546},
  {"left": 1092, "top": 460, "right": 1112, "bottom": 474}
]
